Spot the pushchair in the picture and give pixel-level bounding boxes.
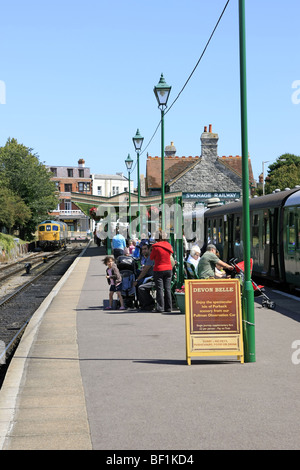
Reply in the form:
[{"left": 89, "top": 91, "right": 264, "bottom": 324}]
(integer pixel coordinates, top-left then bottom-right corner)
[
  {"left": 230, "top": 258, "right": 276, "bottom": 309},
  {"left": 116, "top": 255, "right": 138, "bottom": 308}
]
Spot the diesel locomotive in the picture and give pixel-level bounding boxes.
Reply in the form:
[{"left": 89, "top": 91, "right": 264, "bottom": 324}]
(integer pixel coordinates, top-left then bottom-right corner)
[{"left": 37, "top": 220, "right": 69, "bottom": 249}]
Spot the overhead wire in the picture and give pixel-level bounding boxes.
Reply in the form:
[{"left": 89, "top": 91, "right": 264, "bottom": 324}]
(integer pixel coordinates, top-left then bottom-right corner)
[{"left": 139, "top": 0, "right": 231, "bottom": 158}]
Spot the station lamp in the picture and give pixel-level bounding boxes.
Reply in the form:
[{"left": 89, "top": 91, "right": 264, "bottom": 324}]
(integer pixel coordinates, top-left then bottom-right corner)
[
  {"left": 125, "top": 153, "right": 133, "bottom": 236},
  {"left": 132, "top": 129, "right": 144, "bottom": 237},
  {"left": 153, "top": 74, "right": 172, "bottom": 230}
]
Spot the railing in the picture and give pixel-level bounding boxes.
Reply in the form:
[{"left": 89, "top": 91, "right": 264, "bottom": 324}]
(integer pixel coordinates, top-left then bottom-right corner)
[
  {"left": 68, "top": 231, "right": 91, "bottom": 239},
  {"left": 59, "top": 210, "right": 84, "bottom": 215}
]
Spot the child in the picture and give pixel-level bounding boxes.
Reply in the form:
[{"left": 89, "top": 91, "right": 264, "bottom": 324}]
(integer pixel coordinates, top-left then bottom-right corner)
[
  {"left": 128, "top": 239, "right": 135, "bottom": 255},
  {"left": 103, "top": 256, "right": 126, "bottom": 310}
]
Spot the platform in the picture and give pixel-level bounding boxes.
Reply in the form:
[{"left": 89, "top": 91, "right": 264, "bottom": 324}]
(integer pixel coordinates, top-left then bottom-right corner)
[{"left": 0, "top": 242, "right": 299, "bottom": 450}]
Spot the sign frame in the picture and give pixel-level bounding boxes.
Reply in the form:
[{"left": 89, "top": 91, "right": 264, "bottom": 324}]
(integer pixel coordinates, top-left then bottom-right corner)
[{"left": 185, "top": 279, "right": 244, "bottom": 365}]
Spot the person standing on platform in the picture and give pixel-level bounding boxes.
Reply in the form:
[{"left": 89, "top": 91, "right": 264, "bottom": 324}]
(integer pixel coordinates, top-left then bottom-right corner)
[
  {"left": 112, "top": 229, "right": 126, "bottom": 259},
  {"left": 150, "top": 231, "right": 174, "bottom": 313},
  {"left": 103, "top": 256, "right": 126, "bottom": 310}
]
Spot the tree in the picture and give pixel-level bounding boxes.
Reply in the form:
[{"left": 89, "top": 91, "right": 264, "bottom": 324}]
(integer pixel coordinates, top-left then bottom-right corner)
[
  {"left": 265, "top": 154, "right": 300, "bottom": 194},
  {"left": 0, "top": 138, "right": 58, "bottom": 239},
  {"left": 0, "top": 187, "right": 31, "bottom": 234}
]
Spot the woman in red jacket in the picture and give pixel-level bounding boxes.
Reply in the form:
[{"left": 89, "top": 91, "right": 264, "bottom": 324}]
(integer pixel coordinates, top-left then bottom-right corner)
[{"left": 150, "top": 231, "right": 174, "bottom": 313}]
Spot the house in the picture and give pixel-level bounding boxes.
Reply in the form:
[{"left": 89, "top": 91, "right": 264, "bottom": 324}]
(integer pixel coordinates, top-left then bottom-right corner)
[
  {"left": 91, "top": 172, "right": 133, "bottom": 198},
  {"left": 146, "top": 125, "right": 256, "bottom": 209},
  {"left": 47, "top": 159, "right": 92, "bottom": 232}
]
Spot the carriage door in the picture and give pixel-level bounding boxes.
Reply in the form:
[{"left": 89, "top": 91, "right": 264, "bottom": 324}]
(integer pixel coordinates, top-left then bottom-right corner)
[
  {"left": 286, "top": 209, "right": 300, "bottom": 285},
  {"left": 263, "top": 211, "right": 270, "bottom": 275}
]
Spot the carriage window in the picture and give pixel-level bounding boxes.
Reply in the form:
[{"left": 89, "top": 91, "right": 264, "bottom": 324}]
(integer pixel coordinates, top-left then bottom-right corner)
[
  {"left": 207, "top": 220, "right": 212, "bottom": 244},
  {"left": 46, "top": 225, "right": 51, "bottom": 231},
  {"left": 213, "top": 220, "right": 217, "bottom": 244},
  {"left": 252, "top": 214, "right": 259, "bottom": 247},
  {"left": 39, "top": 226, "right": 45, "bottom": 231},
  {"left": 235, "top": 217, "right": 240, "bottom": 245},
  {"left": 218, "top": 218, "right": 222, "bottom": 244},
  {"left": 288, "top": 212, "right": 296, "bottom": 252},
  {"left": 52, "top": 225, "right": 59, "bottom": 231},
  {"left": 264, "top": 218, "right": 270, "bottom": 245}
]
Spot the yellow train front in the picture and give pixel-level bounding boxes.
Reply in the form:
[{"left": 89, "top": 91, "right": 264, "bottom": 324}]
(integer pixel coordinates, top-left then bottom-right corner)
[{"left": 37, "top": 220, "right": 69, "bottom": 249}]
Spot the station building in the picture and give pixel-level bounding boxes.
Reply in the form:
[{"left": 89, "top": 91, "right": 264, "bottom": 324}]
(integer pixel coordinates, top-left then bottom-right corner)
[{"left": 145, "top": 125, "right": 256, "bottom": 210}]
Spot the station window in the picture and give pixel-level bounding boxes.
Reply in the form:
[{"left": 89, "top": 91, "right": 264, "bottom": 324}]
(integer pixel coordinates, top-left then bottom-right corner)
[
  {"left": 64, "top": 184, "right": 72, "bottom": 192},
  {"left": 78, "top": 182, "right": 90, "bottom": 192}
]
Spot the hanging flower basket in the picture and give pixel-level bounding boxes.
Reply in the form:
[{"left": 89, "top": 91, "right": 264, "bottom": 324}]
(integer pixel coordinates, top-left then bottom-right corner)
[
  {"left": 147, "top": 205, "right": 160, "bottom": 218},
  {"left": 89, "top": 206, "right": 97, "bottom": 219}
]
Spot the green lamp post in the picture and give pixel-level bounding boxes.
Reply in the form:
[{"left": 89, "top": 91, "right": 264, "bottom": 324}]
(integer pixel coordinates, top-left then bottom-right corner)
[
  {"left": 239, "top": 0, "right": 255, "bottom": 362},
  {"left": 125, "top": 153, "right": 133, "bottom": 238},
  {"left": 132, "top": 129, "right": 144, "bottom": 237},
  {"left": 153, "top": 74, "right": 171, "bottom": 231}
]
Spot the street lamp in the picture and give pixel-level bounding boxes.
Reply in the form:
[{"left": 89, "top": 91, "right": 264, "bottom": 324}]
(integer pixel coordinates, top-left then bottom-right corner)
[
  {"left": 125, "top": 153, "right": 133, "bottom": 237},
  {"left": 154, "top": 73, "right": 171, "bottom": 231},
  {"left": 239, "top": 0, "right": 255, "bottom": 362},
  {"left": 132, "top": 129, "right": 144, "bottom": 237},
  {"left": 262, "top": 161, "right": 270, "bottom": 196}
]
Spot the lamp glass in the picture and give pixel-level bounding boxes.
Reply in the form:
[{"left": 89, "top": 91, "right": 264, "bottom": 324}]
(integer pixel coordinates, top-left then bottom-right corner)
[
  {"left": 125, "top": 154, "right": 133, "bottom": 171},
  {"left": 154, "top": 73, "right": 171, "bottom": 108},
  {"left": 132, "top": 129, "right": 144, "bottom": 152}
]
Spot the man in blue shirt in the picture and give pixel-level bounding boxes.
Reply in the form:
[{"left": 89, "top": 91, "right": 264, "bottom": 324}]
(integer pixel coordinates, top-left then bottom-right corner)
[{"left": 112, "top": 230, "right": 126, "bottom": 259}]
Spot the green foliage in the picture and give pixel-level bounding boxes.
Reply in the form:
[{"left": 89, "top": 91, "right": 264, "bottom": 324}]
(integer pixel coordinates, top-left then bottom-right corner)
[
  {"left": 0, "top": 233, "right": 16, "bottom": 253},
  {"left": 0, "top": 187, "right": 32, "bottom": 233},
  {"left": 0, "top": 138, "right": 58, "bottom": 240},
  {"left": 265, "top": 154, "right": 300, "bottom": 194}
]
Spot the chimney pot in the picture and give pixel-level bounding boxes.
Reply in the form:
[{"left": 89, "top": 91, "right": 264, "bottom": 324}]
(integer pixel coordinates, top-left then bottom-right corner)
[
  {"left": 209, "top": 124, "right": 212, "bottom": 133},
  {"left": 204, "top": 126, "right": 207, "bottom": 132}
]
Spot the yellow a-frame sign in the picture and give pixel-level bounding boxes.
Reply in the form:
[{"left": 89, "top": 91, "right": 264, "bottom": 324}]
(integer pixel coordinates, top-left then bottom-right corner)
[{"left": 185, "top": 279, "right": 244, "bottom": 365}]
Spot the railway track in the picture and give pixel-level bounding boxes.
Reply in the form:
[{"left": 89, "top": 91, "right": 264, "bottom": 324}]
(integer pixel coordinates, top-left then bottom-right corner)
[
  {"left": 0, "top": 250, "right": 61, "bottom": 284},
  {"left": 0, "top": 242, "right": 89, "bottom": 385}
]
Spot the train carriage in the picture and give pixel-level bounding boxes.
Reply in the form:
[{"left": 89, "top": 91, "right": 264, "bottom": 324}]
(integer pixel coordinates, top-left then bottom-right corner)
[
  {"left": 38, "top": 220, "right": 69, "bottom": 249},
  {"left": 204, "top": 188, "right": 300, "bottom": 290},
  {"left": 283, "top": 190, "right": 300, "bottom": 286}
]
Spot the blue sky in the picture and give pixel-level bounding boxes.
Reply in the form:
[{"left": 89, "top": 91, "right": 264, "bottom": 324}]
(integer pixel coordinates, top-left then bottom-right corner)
[{"left": 0, "top": 0, "right": 299, "bottom": 184}]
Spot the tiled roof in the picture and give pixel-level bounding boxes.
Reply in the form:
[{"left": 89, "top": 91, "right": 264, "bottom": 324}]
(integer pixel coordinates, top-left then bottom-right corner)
[
  {"left": 146, "top": 155, "right": 255, "bottom": 190},
  {"left": 218, "top": 155, "right": 255, "bottom": 183},
  {"left": 146, "top": 156, "right": 200, "bottom": 189}
]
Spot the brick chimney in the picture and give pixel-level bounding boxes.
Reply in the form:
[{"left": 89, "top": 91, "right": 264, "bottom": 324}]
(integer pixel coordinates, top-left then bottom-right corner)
[
  {"left": 200, "top": 124, "right": 219, "bottom": 161},
  {"left": 164, "top": 141, "right": 176, "bottom": 157}
]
